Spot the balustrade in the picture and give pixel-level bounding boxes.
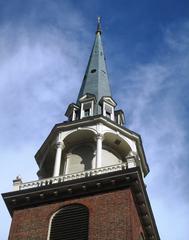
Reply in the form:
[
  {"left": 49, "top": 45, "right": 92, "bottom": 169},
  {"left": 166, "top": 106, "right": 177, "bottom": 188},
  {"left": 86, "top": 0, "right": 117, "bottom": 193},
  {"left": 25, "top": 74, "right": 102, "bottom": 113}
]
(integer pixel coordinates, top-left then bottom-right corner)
[{"left": 14, "top": 162, "right": 130, "bottom": 191}]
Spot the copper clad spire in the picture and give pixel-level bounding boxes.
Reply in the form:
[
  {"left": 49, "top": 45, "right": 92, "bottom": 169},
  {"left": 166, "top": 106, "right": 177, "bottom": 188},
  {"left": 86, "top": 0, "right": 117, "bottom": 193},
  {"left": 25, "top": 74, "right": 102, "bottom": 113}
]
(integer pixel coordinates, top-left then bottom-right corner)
[{"left": 77, "top": 18, "right": 111, "bottom": 114}]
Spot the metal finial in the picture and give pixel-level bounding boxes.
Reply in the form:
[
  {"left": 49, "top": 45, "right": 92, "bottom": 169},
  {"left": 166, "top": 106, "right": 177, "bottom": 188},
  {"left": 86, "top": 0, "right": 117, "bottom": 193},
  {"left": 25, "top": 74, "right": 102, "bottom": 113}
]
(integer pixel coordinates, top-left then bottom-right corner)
[{"left": 96, "top": 16, "right": 102, "bottom": 34}]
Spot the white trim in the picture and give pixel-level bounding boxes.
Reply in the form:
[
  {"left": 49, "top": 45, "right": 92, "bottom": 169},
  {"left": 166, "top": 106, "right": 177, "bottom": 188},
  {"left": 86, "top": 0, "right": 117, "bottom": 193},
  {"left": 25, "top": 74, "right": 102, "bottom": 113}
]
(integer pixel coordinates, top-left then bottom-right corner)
[
  {"left": 80, "top": 102, "right": 84, "bottom": 119},
  {"left": 72, "top": 108, "right": 76, "bottom": 121},
  {"left": 64, "top": 153, "right": 71, "bottom": 175},
  {"left": 103, "top": 102, "right": 114, "bottom": 121},
  {"left": 53, "top": 142, "right": 64, "bottom": 177},
  {"left": 96, "top": 133, "right": 103, "bottom": 168},
  {"left": 80, "top": 100, "right": 94, "bottom": 119},
  {"left": 91, "top": 100, "right": 94, "bottom": 116},
  {"left": 17, "top": 162, "right": 128, "bottom": 191},
  {"left": 47, "top": 208, "right": 62, "bottom": 240},
  {"left": 101, "top": 96, "right": 117, "bottom": 107}
]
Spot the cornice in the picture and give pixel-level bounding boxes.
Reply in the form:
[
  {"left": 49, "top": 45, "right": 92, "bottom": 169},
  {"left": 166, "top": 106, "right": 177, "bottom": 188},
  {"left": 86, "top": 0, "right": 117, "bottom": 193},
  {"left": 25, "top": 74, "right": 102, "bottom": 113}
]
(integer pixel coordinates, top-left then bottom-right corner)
[{"left": 2, "top": 167, "right": 159, "bottom": 239}]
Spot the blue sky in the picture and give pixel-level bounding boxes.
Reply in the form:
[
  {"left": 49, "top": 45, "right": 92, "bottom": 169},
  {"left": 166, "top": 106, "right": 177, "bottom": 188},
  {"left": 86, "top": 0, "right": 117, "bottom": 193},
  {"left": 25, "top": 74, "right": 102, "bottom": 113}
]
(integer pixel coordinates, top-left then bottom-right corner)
[{"left": 0, "top": 0, "right": 189, "bottom": 239}]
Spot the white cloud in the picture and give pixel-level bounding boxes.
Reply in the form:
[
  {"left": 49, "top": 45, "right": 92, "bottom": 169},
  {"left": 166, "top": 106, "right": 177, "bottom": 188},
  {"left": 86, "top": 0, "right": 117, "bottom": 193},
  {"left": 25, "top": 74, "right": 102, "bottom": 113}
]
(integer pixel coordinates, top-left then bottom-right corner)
[
  {"left": 0, "top": 4, "right": 189, "bottom": 239},
  {"left": 0, "top": 22, "right": 89, "bottom": 144},
  {"left": 116, "top": 21, "right": 189, "bottom": 239},
  {"left": 0, "top": 14, "right": 88, "bottom": 239}
]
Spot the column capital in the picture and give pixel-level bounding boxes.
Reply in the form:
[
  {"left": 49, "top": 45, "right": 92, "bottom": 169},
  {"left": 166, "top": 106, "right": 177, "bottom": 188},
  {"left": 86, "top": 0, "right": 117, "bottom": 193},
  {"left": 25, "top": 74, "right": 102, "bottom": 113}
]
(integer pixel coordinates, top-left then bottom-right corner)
[
  {"left": 96, "top": 133, "right": 104, "bottom": 141},
  {"left": 128, "top": 150, "right": 137, "bottom": 157},
  {"left": 56, "top": 141, "right": 65, "bottom": 149}
]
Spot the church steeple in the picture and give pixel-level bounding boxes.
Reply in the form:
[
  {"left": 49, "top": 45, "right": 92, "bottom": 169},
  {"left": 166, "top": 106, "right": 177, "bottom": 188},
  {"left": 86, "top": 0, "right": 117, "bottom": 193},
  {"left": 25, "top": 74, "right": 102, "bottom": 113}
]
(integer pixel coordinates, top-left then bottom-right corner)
[
  {"left": 2, "top": 19, "right": 160, "bottom": 240},
  {"left": 66, "top": 18, "right": 124, "bottom": 124},
  {"left": 77, "top": 17, "right": 111, "bottom": 114}
]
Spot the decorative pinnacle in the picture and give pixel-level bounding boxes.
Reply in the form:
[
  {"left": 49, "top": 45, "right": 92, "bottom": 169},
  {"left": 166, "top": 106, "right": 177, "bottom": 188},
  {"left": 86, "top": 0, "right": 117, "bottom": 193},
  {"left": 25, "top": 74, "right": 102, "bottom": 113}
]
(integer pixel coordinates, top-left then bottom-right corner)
[{"left": 96, "top": 16, "right": 102, "bottom": 35}]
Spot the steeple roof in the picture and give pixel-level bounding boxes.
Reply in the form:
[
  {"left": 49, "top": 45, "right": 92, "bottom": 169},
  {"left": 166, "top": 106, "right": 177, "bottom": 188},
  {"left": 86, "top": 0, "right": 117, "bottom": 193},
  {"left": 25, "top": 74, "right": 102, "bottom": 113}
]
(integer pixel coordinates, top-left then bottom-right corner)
[{"left": 77, "top": 17, "right": 112, "bottom": 114}]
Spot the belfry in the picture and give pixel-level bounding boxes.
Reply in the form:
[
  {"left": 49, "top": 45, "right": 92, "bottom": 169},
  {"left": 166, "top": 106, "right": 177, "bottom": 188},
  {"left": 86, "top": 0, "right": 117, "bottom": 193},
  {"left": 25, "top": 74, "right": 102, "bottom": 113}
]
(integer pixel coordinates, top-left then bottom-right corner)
[{"left": 2, "top": 18, "right": 160, "bottom": 240}]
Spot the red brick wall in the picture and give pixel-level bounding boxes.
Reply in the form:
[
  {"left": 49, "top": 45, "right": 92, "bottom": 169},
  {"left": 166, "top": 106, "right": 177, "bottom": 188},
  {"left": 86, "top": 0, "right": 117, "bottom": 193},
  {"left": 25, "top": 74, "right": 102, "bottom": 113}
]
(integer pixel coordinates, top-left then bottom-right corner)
[{"left": 9, "top": 188, "right": 144, "bottom": 240}]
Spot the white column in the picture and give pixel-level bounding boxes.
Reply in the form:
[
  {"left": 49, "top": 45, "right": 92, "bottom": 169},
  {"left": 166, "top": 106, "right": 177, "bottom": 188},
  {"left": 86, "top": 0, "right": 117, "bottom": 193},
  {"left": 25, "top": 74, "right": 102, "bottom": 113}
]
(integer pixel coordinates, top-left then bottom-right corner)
[
  {"left": 64, "top": 153, "right": 71, "bottom": 175},
  {"left": 96, "top": 134, "right": 103, "bottom": 168},
  {"left": 91, "top": 145, "right": 96, "bottom": 169},
  {"left": 92, "top": 155, "right": 96, "bottom": 169},
  {"left": 53, "top": 142, "right": 64, "bottom": 177}
]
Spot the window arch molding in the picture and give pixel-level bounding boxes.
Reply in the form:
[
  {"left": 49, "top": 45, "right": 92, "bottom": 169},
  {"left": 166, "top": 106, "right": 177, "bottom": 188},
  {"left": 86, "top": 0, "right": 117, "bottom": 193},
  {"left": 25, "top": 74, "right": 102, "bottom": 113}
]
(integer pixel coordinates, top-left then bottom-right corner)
[{"left": 47, "top": 203, "right": 89, "bottom": 240}]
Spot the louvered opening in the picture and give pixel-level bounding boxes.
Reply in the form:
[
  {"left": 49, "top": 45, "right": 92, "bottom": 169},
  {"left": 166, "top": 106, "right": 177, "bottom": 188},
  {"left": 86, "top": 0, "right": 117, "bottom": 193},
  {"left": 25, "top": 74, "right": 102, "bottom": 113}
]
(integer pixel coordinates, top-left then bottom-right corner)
[{"left": 49, "top": 204, "right": 89, "bottom": 240}]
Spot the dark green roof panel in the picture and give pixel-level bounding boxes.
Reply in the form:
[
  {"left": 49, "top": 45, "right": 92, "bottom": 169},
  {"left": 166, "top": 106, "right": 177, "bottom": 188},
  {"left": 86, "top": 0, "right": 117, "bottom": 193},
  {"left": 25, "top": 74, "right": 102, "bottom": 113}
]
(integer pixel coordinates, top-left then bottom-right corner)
[{"left": 77, "top": 18, "right": 112, "bottom": 114}]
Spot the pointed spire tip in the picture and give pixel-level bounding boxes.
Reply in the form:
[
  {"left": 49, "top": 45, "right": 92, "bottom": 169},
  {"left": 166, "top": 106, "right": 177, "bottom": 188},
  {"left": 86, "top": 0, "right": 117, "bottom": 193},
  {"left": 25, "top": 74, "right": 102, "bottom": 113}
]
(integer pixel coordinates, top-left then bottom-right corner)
[
  {"left": 96, "top": 16, "right": 102, "bottom": 35},
  {"left": 98, "top": 16, "right": 101, "bottom": 24}
]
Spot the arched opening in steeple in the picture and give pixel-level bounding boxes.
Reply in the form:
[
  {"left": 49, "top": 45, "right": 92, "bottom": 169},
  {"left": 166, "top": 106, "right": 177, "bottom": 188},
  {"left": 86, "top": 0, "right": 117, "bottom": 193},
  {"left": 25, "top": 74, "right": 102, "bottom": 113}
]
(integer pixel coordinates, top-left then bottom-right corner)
[
  {"left": 58, "top": 129, "right": 133, "bottom": 175},
  {"left": 60, "top": 129, "right": 96, "bottom": 175},
  {"left": 102, "top": 132, "right": 131, "bottom": 166}
]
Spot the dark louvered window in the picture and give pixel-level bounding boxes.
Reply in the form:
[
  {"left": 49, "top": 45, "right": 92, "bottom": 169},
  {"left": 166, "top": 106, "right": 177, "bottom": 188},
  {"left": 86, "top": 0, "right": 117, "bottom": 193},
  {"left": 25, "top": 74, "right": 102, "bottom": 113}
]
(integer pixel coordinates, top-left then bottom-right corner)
[{"left": 49, "top": 204, "right": 89, "bottom": 240}]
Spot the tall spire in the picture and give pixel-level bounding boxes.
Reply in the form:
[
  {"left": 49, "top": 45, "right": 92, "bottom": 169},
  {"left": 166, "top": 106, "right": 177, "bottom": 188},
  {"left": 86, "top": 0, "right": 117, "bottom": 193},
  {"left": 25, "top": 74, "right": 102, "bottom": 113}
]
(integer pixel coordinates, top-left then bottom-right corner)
[{"left": 77, "top": 17, "right": 111, "bottom": 114}]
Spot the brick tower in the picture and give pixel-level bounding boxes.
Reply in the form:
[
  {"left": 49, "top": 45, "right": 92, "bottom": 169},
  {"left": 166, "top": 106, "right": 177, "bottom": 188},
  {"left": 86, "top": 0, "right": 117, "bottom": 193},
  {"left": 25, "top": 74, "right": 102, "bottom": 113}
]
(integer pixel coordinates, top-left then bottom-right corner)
[{"left": 2, "top": 18, "right": 160, "bottom": 240}]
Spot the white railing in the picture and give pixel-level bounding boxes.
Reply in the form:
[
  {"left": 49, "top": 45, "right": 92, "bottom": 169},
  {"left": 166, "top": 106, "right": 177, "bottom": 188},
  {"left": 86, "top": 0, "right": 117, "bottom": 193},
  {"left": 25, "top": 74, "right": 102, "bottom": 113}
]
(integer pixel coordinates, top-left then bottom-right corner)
[{"left": 14, "top": 162, "right": 129, "bottom": 191}]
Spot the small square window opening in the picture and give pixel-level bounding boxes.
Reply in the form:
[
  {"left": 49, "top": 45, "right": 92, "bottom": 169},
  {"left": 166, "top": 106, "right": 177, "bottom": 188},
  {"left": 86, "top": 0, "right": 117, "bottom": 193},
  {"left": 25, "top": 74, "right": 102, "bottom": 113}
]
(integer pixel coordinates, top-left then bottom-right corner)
[
  {"left": 106, "top": 111, "right": 111, "bottom": 118},
  {"left": 84, "top": 109, "right": 90, "bottom": 117}
]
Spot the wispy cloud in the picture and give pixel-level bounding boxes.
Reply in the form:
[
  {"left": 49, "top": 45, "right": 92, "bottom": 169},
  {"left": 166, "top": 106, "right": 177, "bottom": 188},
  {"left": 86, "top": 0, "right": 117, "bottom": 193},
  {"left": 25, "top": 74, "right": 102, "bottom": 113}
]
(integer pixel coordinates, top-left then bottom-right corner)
[
  {"left": 0, "top": 5, "right": 88, "bottom": 238},
  {"left": 0, "top": 2, "right": 189, "bottom": 239},
  {"left": 0, "top": 23, "right": 88, "bottom": 147},
  {"left": 116, "top": 20, "right": 189, "bottom": 239}
]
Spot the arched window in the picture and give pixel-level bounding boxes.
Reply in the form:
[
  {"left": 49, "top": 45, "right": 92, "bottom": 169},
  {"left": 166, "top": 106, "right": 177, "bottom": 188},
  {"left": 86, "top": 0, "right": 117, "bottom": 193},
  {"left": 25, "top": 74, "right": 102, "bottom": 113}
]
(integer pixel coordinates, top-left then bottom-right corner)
[{"left": 49, "top": 204, "right": 89, "bottom": 240}]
